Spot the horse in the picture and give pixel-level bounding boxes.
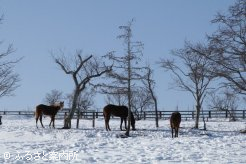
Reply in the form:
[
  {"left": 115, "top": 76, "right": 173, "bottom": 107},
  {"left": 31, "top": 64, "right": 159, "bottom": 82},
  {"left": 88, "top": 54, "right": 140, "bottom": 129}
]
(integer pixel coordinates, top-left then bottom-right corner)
[
  {"left": 103, "top": 104, "right": 136, "bottom": 131},
  {"left": 35, "top": 101, "right": 64, "bottom": 128},
  {"left": 170, "top": 112, "right": 181, "bottom": 138}
]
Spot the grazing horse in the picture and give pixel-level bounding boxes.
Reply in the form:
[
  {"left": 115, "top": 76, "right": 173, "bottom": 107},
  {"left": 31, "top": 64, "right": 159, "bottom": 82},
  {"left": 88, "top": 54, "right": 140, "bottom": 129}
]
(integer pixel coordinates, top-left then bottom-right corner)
[
  {"left": 103, "top": 104, "right": 136, "bottom": 131},
  {"left": 170, "top": 112, "right": 181, "bottom": 138},
  {"left": 35, "top": 101, "right": 64, "bottom": 128}
]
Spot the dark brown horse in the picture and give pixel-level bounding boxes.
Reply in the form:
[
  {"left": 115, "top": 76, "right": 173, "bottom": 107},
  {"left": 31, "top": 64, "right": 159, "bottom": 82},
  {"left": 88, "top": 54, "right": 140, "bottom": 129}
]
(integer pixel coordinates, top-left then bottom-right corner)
[
  {"left": 103, "top": 104, "right": 136, "bottom": 131},
  {"left": 170, "top": 112, "right": 181, "bottom": 138},
  {"left": 35, "top": 101, "right": 64, "bottom": 128}
]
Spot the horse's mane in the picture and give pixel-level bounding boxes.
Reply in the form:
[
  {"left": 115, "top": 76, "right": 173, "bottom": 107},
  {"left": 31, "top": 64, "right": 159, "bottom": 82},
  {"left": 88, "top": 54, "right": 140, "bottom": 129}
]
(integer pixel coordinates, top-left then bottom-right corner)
[{"left": 52, "top": 102, "right": 63, "bottom": 107}]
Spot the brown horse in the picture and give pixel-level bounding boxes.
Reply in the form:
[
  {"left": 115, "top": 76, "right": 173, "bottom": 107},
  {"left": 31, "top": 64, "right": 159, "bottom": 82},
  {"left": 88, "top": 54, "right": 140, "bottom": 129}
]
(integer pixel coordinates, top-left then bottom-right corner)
[
  {"left": 170, "top": 112, "right": 181, "bottom": 138},
  {"left": 103, "top": 104, "right": 136, "bottom": 131},
  {"left": 35, "top": 101, "right": 64, "bottom": 128}
]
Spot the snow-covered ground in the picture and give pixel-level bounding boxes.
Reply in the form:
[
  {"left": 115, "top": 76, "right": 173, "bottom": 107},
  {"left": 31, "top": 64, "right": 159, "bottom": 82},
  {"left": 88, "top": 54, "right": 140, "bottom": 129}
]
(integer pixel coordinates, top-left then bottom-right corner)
[{"left": 0, "top": 115, "right": 246, "bottom": 163}]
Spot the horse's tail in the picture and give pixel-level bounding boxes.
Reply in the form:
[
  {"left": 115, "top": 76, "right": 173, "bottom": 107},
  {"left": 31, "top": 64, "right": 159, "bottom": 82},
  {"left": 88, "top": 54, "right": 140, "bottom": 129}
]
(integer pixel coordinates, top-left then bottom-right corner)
[
  {"left": 35, "top": 107, "right": 38, "bottom": 119},
  {"left": 103, "top": 106, "right": 107, "bottom": 118},
  {"left": 35, "top": 105, "right": 41, "bottom": 119},
  {"left": 170, "top": 112, "right": 181, "bottom": 128},
  {"left": 130, "top": 111, "right": 136, "bottom": 130}
]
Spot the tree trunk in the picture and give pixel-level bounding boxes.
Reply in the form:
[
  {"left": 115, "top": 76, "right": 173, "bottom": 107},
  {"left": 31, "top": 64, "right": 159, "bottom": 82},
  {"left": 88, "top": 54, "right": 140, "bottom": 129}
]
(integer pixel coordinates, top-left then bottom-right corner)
[
  {"left": 125, "top": 107, "right": 131, "bottom": 136},
  {"left": 195, "top": 104, "right": 201, "bottom": 129},
  {"left": 63, "top": 89, "right": 80, "bottom": 129},
  {"left": 154, "top": 97, "right": 158, "bottom": 128},
  {"left": 125, "top": 75, "right": 131, "bottom": 136},
  {"left": 76, "top": 109, "right": 80, "bottom": 129},
  {"left": 125, "top": 40, "right": 132, "bottom": 137}
]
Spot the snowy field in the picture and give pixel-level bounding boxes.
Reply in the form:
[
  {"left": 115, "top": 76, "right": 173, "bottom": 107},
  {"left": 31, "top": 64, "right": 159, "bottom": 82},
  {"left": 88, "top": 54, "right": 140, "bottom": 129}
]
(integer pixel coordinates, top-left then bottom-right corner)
[{"left": 0, "top": 115, "right": 246, "bottom": 164}]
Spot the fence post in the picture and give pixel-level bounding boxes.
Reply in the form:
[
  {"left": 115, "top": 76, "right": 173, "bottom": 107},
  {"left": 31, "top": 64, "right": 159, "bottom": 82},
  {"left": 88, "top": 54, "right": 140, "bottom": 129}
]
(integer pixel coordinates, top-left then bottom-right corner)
[
  {"left": 144, "top": 112, "right": 146, "bottom": 120},
  {"left": 209, "top": 111, "right": 211, "bottom": 118},
  {"left": 159, "top": 111, "right": 162, "bottom": 119},
  {"left": 192, "top": 111, "right": 194, "bottom": 119},
  {"left": 243, "top": 110, "right": 245, "bottom": 119},
  {"left": 64, "top": 112, "right": 67, "bottom": 126},
  {"left": 92, "top": 112, "right": 95, "bottom": 128},
  {"left": 226, "top": 110, "right": 228, "bottom": 118}
]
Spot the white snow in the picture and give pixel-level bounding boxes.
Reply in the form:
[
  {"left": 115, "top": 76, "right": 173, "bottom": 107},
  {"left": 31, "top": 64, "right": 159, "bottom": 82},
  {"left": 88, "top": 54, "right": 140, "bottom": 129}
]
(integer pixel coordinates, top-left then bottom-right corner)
[{"left": 0, "top": 115, "right": 246, "bottom": 163}]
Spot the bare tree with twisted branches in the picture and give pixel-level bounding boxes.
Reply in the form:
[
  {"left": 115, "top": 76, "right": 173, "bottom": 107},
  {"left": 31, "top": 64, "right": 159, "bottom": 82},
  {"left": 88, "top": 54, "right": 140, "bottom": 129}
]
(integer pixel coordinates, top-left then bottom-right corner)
[{"left": 53, "top": 50, "right": 112, "bottom": 129}]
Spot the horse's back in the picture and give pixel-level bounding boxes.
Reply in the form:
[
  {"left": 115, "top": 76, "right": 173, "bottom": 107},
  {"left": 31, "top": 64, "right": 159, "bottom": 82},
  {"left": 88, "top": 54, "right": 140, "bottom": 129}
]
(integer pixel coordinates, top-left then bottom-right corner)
[
  {"left": 36, "top": 104, "right": 50, "bottom": 112},
  {"left": 103, "top": 104, "right": 128, "bottom": 118},
  {"left": 36, "top": 104, "right": 59, "bottom": 116},
  {"left": 170, "top": 112, "right": 181, "bottom": 128},
  {"left": 36, "top": 104, "right": 48, "bottom": 109}
]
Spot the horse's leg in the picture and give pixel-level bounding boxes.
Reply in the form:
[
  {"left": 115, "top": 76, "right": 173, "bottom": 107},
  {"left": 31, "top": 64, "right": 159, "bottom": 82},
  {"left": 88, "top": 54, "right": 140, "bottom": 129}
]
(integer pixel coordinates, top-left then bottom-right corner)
[
  {"left": 171, "top": 128, "right": 174, "bottom": 138},
  {"left": 36, "top": 114, "right": 39, "bottom": 128},
  {"left": 107, "top": 117, "right": 111, "bottom": 131},
  {"left": 104, "top": 119, "right": 107, "bottom": 131},
  {"left": 104, "top": 113, "right": 108, "bottom": 131},
  {"left": 52, "top": 116, "right": 55, "bottom": 128},
  {"left": 124, "top": 118, "right": 127, "bottom": 130},
  {"left": 174, "top": 127, "right": 177, "bottom": 137},
  {"left": 40, "top": 115, "right": 45, "bottom": 128},
  {"left": 104, "top": 116, "right": 108, "bottom": 131},
  {"left": 49, "top": 117, "right": 52, "bottom": 128},
  {"left": 120, "top": 118, "right": 123, "bottom": 131},
  {"left": 105, "top": 116, "right": 110, "bottom": 131},
  {"left": 176, "top": 127, "right": 179, "bottom": 137},
  {"left": 107, "top": 116, "right": 111, "bottom": 131},
  {"left": 49, "top": 116, "right": 55, "bottom": 128}
]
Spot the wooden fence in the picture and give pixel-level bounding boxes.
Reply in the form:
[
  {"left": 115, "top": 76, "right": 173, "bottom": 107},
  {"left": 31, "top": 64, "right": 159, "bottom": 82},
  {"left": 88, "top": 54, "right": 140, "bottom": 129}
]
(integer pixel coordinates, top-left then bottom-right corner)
[
  {"left": 0, "top": 110, "right": 245, "bottom": 128},
  {"left": 0, "top": 109, "right": 245, "bottom": 120}
]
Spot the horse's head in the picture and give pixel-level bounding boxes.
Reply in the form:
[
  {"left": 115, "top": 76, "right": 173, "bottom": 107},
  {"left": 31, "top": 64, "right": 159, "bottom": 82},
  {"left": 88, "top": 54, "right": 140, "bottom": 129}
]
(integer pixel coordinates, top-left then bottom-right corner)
[
  {"left": 59, "top": 101, "right": 64, "bottom": 109},
  {"left": 131, "top": 112, "right": 136, "bottom": 131}
]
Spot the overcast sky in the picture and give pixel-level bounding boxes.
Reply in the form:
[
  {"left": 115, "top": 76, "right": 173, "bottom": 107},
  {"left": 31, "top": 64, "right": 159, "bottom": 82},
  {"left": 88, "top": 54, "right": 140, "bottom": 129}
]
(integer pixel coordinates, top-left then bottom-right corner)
[{"left": 0, "top": 0, "right": 235, "bottom": 111}]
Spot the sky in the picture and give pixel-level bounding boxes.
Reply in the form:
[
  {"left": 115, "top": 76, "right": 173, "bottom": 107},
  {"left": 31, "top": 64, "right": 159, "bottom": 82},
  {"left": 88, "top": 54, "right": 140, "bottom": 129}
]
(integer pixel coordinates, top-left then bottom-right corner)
[{"left": 0, "top": 0, "right": 235, "bottom": 111}]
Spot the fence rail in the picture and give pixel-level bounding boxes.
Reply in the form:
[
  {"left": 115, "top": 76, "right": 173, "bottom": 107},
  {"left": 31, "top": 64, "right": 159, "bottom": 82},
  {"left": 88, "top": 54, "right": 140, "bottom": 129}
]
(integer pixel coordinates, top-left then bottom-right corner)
[{"left": 0, "top": 110, "right": 245, "bottom": 120}]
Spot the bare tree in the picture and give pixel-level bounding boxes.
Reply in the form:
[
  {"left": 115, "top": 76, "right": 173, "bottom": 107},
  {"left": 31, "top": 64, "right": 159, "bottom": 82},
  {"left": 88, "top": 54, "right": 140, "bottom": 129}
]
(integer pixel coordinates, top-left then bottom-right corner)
[
  {"left": 102, "top": 20, "right": 145, "bottom": 136},
  {"left": 53, "top": 50, "right": 112, "bottom": 129},
  {"left": 44, "top": 89, "right": 63, "bottom": 105},
  {"left": 194, "top": 0, "right": 246, "bottom": 95},
  {"left": 0, "top": 16, "right": 21, "bottom": 98},
  {"left": 159, "top": 42, "right": 215, "bottom": 129},
  {"left": 142, "top": 66, "right": 158, "bottom": 127},
  {"left": 208, "top": 88, "right": 238, "bottom": 121},
  {"left": 131, "top": 86, "right": 153, "bottom": 120}
]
